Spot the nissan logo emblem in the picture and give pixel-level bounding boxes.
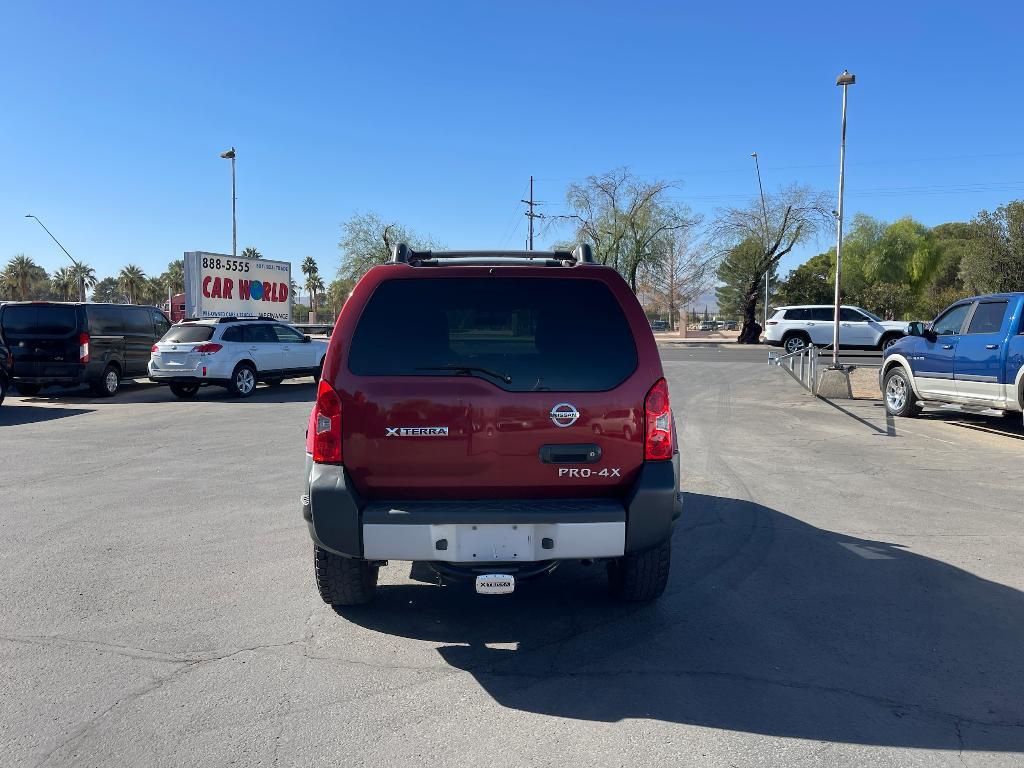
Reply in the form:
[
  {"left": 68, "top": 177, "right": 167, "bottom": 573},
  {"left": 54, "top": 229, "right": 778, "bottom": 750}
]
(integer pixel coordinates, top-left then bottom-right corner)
[{"left": 549, "top": 402, "right": 580, "bottom": 428}]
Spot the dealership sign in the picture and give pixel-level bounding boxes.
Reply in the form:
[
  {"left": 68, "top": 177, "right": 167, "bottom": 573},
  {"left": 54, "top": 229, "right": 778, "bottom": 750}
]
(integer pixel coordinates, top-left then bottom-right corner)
[{"left": 183, "top": 251, "right": 292, "bottom": 321}]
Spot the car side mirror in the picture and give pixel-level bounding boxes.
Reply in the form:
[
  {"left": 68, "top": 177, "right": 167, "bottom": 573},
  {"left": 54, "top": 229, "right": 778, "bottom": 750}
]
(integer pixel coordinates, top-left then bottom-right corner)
[
  {"left": 302, "top": 335, "right": 311, "bottom": 343},
  {"left": 907, "top": 321, "right": 925, "bottom": 337}
]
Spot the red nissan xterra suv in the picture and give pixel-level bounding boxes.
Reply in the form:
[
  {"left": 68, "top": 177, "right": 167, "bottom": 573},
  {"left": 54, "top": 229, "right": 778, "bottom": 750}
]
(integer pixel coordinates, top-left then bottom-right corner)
[{"left": 302, "top": 244, "right": 681, "bottom": 606}]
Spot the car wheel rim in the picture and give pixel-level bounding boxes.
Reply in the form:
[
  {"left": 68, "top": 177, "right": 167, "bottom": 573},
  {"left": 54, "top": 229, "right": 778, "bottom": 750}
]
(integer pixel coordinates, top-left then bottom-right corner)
[
  {"left": 105, "top": 371, "right": 118, "bottom": 392},
  {"left": 237, "top": 369, "right": 255, "bottom": 393},
  {"left": 883, "top": 338, "right": 896, "bottom": 350},
  {"left": 886, "top": 375, "right": 907, "bottom": 411},
  {"left": 786, "top": 338, "right": 805, "bottom": 353}
]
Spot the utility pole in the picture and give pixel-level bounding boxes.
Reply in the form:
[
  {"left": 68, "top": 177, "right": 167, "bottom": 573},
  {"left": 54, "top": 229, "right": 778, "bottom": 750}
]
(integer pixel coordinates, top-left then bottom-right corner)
[{"left": 521, "top": 175, "right": 541, "bottom": 251}]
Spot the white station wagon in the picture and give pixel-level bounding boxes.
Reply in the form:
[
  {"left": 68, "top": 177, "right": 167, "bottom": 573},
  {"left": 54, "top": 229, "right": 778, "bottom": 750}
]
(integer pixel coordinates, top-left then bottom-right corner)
[
  {"left": 149, "top": 317, "right": 328, "bottom": 398},
  {"left": 764, "top": 305, "right": 909, "bottom": 354}
]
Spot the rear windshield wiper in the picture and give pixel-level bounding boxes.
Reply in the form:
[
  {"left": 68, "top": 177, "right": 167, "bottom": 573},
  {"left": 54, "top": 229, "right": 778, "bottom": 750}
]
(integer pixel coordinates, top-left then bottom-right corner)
[{"left": 416, "top": 365, "right": 512, "bottom": 384}]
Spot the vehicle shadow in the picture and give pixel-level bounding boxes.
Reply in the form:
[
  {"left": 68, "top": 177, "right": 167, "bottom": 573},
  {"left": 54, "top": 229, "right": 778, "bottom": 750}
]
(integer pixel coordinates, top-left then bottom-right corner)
[
  {"left": 0, "top": 404, "right": 94, "bottom": 425},
  {"left": 916, "top": 408, "right": 1024, "bottom": 440},
  {"left": 337, "top": 492, "right": 1024, "bottom": 753}
]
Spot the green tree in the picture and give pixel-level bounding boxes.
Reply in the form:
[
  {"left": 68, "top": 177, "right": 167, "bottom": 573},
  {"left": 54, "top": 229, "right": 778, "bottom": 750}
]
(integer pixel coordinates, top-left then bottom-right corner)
[
  {"left": 775, "top": 252, "right": 835, "bottom": 306},
  {"left": 241, "top": 246, "right": 262, "bottom": 260},
  {"left": 338, "top": 212, "right": 443, "bottom": 281},
  {"left": 325, "top": 278, "right": 355, "bottom": 318},
  {"left": 711, "top": 186, "right": 831, "bottom": 342},
  {"left": 1, "top": 254, "right": 49, "bottom": 300},
  {"left": 300, "top": 256, "right": 320, "bottom": 313},
  {"left": 50, "top": 267, "right": 77, "bottom": 300},
  {"left": 117, "top": 264, "right": 147, "bottom": 304},
  {"left": 959, "top": 201, "right": 1024, "bottom": 294},
  {"left": 563, "top": 167, "right": 700, "bottom": 291},
  {"left": 91, "top": 277, "right": 124, "bottom": 303},
  {"left": 159, "top": 259, "right": 185, "bottom": 294},
  {"left": 715, "top": 239, "right": 777, "bottom": 322}
]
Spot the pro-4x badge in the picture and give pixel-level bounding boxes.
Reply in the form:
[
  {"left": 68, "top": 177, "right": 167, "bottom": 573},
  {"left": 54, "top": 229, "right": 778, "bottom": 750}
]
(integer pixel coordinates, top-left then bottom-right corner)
[{"left": 386, "top": 427, "right": 449, "bottom": 437}]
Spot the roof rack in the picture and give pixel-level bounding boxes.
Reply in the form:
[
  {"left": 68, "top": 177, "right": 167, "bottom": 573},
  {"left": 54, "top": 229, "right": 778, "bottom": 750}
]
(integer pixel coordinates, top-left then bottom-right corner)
[{"left": 390, "top": 243, "right": 595, "bottom": 267}]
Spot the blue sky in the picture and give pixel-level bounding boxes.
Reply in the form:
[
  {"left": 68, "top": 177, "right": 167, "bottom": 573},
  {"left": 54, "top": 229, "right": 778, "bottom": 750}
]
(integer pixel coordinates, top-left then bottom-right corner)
[{"left": 2, "top": 1, "right": 1023, "bottom": 284}]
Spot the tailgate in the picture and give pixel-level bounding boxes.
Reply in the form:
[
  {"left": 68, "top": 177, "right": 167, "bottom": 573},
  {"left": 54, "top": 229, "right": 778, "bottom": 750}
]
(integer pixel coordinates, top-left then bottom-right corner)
[{"left": 339, "top": 274, "right": 652, "bottom": 500}]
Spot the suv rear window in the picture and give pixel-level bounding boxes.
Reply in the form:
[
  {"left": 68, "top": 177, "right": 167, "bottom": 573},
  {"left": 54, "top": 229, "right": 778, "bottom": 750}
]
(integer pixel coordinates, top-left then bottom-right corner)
[
  {"left": 161, "top": 324, "right": 215, "bottom": 343},
  {"left": 1, "top": 305, "right": 79, "bottom": 336},
  {"left": 348, "top": 277, "right": 638, "bottom": 392}
]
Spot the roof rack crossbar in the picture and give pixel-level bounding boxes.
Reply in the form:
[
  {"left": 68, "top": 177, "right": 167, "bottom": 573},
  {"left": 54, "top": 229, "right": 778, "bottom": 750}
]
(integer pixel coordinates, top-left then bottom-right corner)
[{"left": 390, "top": 242, "right": 597, "bottom": 267}]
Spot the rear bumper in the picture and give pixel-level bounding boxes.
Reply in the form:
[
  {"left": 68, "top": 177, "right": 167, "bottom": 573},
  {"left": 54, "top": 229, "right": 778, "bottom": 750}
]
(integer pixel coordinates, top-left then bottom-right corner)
[
  {"left": 303, "top": 453, "right": 682, "bottom": 560},
  {"left": 148, "top": 374, "right": 229, "bottom": 386}
]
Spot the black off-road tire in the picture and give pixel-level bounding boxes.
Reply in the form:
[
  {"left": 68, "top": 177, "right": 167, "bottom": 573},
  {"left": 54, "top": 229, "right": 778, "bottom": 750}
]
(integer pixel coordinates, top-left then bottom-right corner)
[
  {"left": 91, "top": 364, "right": 120, "bottom": 397},
  {"left": 607, "top": 540, "right": 671, "bottom": 602},
  {"left": 15, "top": 383, "right": 42, "bottom": 396},
  {"left": 314, "top": 545, "right": 378, "bottom": 606},
  {"left": 169, "top": 383, "right": 200, "bottom": 399}
]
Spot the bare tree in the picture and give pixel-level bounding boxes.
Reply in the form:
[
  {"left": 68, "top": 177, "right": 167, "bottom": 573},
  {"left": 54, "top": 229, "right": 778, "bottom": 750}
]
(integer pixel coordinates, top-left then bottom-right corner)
[
  {"left": 338, "top": 212, "right": 443, "bottom": 281},
  {"left": 563, "top": 168, "right": 701, "bottom": 291},
  {"left": 711, "top": 185, "right": 832, "bottom": 343},
  {"left": 637, "top": 232, "right": 715, "bottom": 330}
]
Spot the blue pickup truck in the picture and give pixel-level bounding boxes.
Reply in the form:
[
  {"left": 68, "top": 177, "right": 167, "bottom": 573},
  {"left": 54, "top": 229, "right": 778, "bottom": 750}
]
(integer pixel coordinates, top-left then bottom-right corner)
[{"left": 880, "top": 293, "right": 1024, "bottom": 418}]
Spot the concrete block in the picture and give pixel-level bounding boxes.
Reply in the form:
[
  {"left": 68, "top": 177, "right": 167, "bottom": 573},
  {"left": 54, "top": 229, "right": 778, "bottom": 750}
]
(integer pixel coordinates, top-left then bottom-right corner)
[{"left": 817, "top": 368, "right": 854, "bottom": 399}]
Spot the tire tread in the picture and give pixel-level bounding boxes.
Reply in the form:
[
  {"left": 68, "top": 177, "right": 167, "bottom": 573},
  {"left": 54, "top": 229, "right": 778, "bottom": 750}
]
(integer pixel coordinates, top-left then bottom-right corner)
[
  {"left": 607, "top": 540, "right": 671, "bottom": 602},
  {"left": 314, "top": 546, "right": 378, "bottom": 606}
]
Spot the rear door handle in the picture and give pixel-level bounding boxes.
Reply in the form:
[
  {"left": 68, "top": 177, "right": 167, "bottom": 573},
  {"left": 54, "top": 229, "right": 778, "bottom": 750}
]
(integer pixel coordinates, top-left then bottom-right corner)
[{"left": 985, "top": 344, "right": 999, "bottom": 349}]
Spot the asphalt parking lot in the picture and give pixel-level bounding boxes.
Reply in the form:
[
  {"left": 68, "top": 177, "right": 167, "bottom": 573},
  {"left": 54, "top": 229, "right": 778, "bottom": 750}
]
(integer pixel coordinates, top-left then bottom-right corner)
[{"left": 2, "top": 359, "right": 1023, "bottom": 767}]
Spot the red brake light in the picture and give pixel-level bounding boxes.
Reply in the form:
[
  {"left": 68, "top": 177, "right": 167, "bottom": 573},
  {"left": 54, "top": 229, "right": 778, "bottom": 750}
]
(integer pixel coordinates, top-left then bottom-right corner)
[
  {"left": 310, "top": 379, "right": 342, "bottom": 464},
  {"left": 151, "top": 344, "right": 159, "bottom": 353},
  {"left": 644, "top": 378, "right": 673, "bottom": 461},
  {"left": 193, "top": 343, "right": 223, "bottom": 355},
  {"left": 79, "top": 332, "right": 90, "bottom": 364}
]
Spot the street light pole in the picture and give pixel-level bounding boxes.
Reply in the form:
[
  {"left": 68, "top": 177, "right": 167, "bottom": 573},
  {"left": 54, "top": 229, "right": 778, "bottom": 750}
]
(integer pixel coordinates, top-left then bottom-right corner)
[
  {"left": 750, "top": 152, "right": 770, "bottom": 328},
  {"left": 25, "top": 214, "right": 85, "bottom": 301},
  {"left": 220, "top": 147, "right": 237, "bottom": 258},
  {"left": 831, "top": 70, "right": 856, "bottom": 368}
]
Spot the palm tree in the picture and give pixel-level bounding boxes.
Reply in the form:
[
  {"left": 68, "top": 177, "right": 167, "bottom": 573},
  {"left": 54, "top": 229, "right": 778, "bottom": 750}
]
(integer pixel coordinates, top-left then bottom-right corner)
[
  {"left": 4, "top": 254, "right": 42, "bottom": 300},
  {"left": 241, "top": 246, "right": 262, "bottom": 260},
  {"left": 70, "top": 262, "right": 97, "bottom": 294},
  {"left": 162, "top": 259, "right": 185, "bottom": 294},
  {"left": 309, "top": 275, "right": 325, "bottom": 312},
  {"left": 117, "top": 264, "right": 147, "bottom": 304},
  {"left": 51, "top": 267, "right": 77, "bottom": 300},
  {"left": 300, "top": 256, "right": 320, "bottom": 311},
  {"left": 143, "top": 276, "right": 166, "bottom": 306}
]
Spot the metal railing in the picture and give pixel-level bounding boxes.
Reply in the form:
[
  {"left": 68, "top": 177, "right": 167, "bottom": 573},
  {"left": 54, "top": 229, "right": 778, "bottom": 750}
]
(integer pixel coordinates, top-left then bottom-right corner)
[{"left": 769, "top": 345, "right": 821, "bottom": 395}]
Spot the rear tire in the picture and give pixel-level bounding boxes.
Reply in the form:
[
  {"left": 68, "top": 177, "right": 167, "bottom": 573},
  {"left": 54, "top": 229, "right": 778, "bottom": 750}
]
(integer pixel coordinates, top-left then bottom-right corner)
[
  {"left": 0, "top": 377, "right": 6, "bottom": 406},
  {"left": 227, "top": 363, "right": 257, "bottom": 398},
  {"left": 314, "top": 546, "right": 378, "bottom": 606},
  {"left": 607, "top": 540, "right": 671, "bottom": 602},
  {"left": 15, "top": 383, "right": 42, "bottom": 396},
  {"left": 169, "top": 383, "right": 200, "bottom": 399},
  {"left": 783, "top": 333, "right": 810, "bottom": 355},
  {"left": 91, "top": 364, "right": 120, "bottom": 397},
  {"left": 313, "top": 357, "right": 325, "bottom": 384},
  {"left": 883, "top": 367, "right": 921, "bottom": 417}
]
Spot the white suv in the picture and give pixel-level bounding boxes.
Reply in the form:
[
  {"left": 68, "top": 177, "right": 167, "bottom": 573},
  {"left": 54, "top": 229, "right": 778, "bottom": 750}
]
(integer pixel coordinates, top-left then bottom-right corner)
[
  {"left": 765, "top": 305, "right": 909, "bottom": 354},
  {"left": 149, "top": 318, "right": 328, "bottom": 398}
]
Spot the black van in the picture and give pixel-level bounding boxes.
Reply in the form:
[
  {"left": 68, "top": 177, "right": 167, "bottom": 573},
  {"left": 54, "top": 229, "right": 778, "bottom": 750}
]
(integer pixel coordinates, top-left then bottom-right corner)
[{"left": 0, "top": 302, "right": 171, "bottom": 397}]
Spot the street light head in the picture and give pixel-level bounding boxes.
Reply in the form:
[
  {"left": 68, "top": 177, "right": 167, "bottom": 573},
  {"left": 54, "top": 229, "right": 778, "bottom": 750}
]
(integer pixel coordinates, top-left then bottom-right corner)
[
  {"left": 219, "top": 148, "right": 235, "bottom": 159},
  {"left": 836, "top": 70, "right": 856, "bottom": 86},
  {"left": 750, "top": 152, "right": 757, "bottom": 158},
  {"left": 25, "top": 214, "right": 33, "bottom": 218}
]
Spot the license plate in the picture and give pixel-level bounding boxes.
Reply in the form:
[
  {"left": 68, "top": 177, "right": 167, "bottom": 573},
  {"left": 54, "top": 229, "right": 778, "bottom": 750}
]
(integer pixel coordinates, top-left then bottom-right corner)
[{"left": 475, "top": 574, "right": 515, "bottom": 595}]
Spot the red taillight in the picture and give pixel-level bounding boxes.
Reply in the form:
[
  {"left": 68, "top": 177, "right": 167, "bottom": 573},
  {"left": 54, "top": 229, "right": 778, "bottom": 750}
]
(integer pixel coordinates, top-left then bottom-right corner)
[
  {"left": 151, "top": 344, "right": 159, "bottom": 353},
  {"left": 193, "top": 343, "right": 223, "bottom": 355},
  {"left": 644, "top": 378, "right": 673, "bottom": 461},
  {"left": 79, "top": 332, "right": 90, "bottom": 364},
  {"left": 310, "top": 379, "right": 342, "bottom": 464}
]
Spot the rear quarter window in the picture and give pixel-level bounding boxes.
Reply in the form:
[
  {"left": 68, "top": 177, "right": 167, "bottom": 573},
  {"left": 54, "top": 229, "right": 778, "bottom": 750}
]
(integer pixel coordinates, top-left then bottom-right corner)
[{"left": 347, "top": 277, "right": 638, "bottom": 392}]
